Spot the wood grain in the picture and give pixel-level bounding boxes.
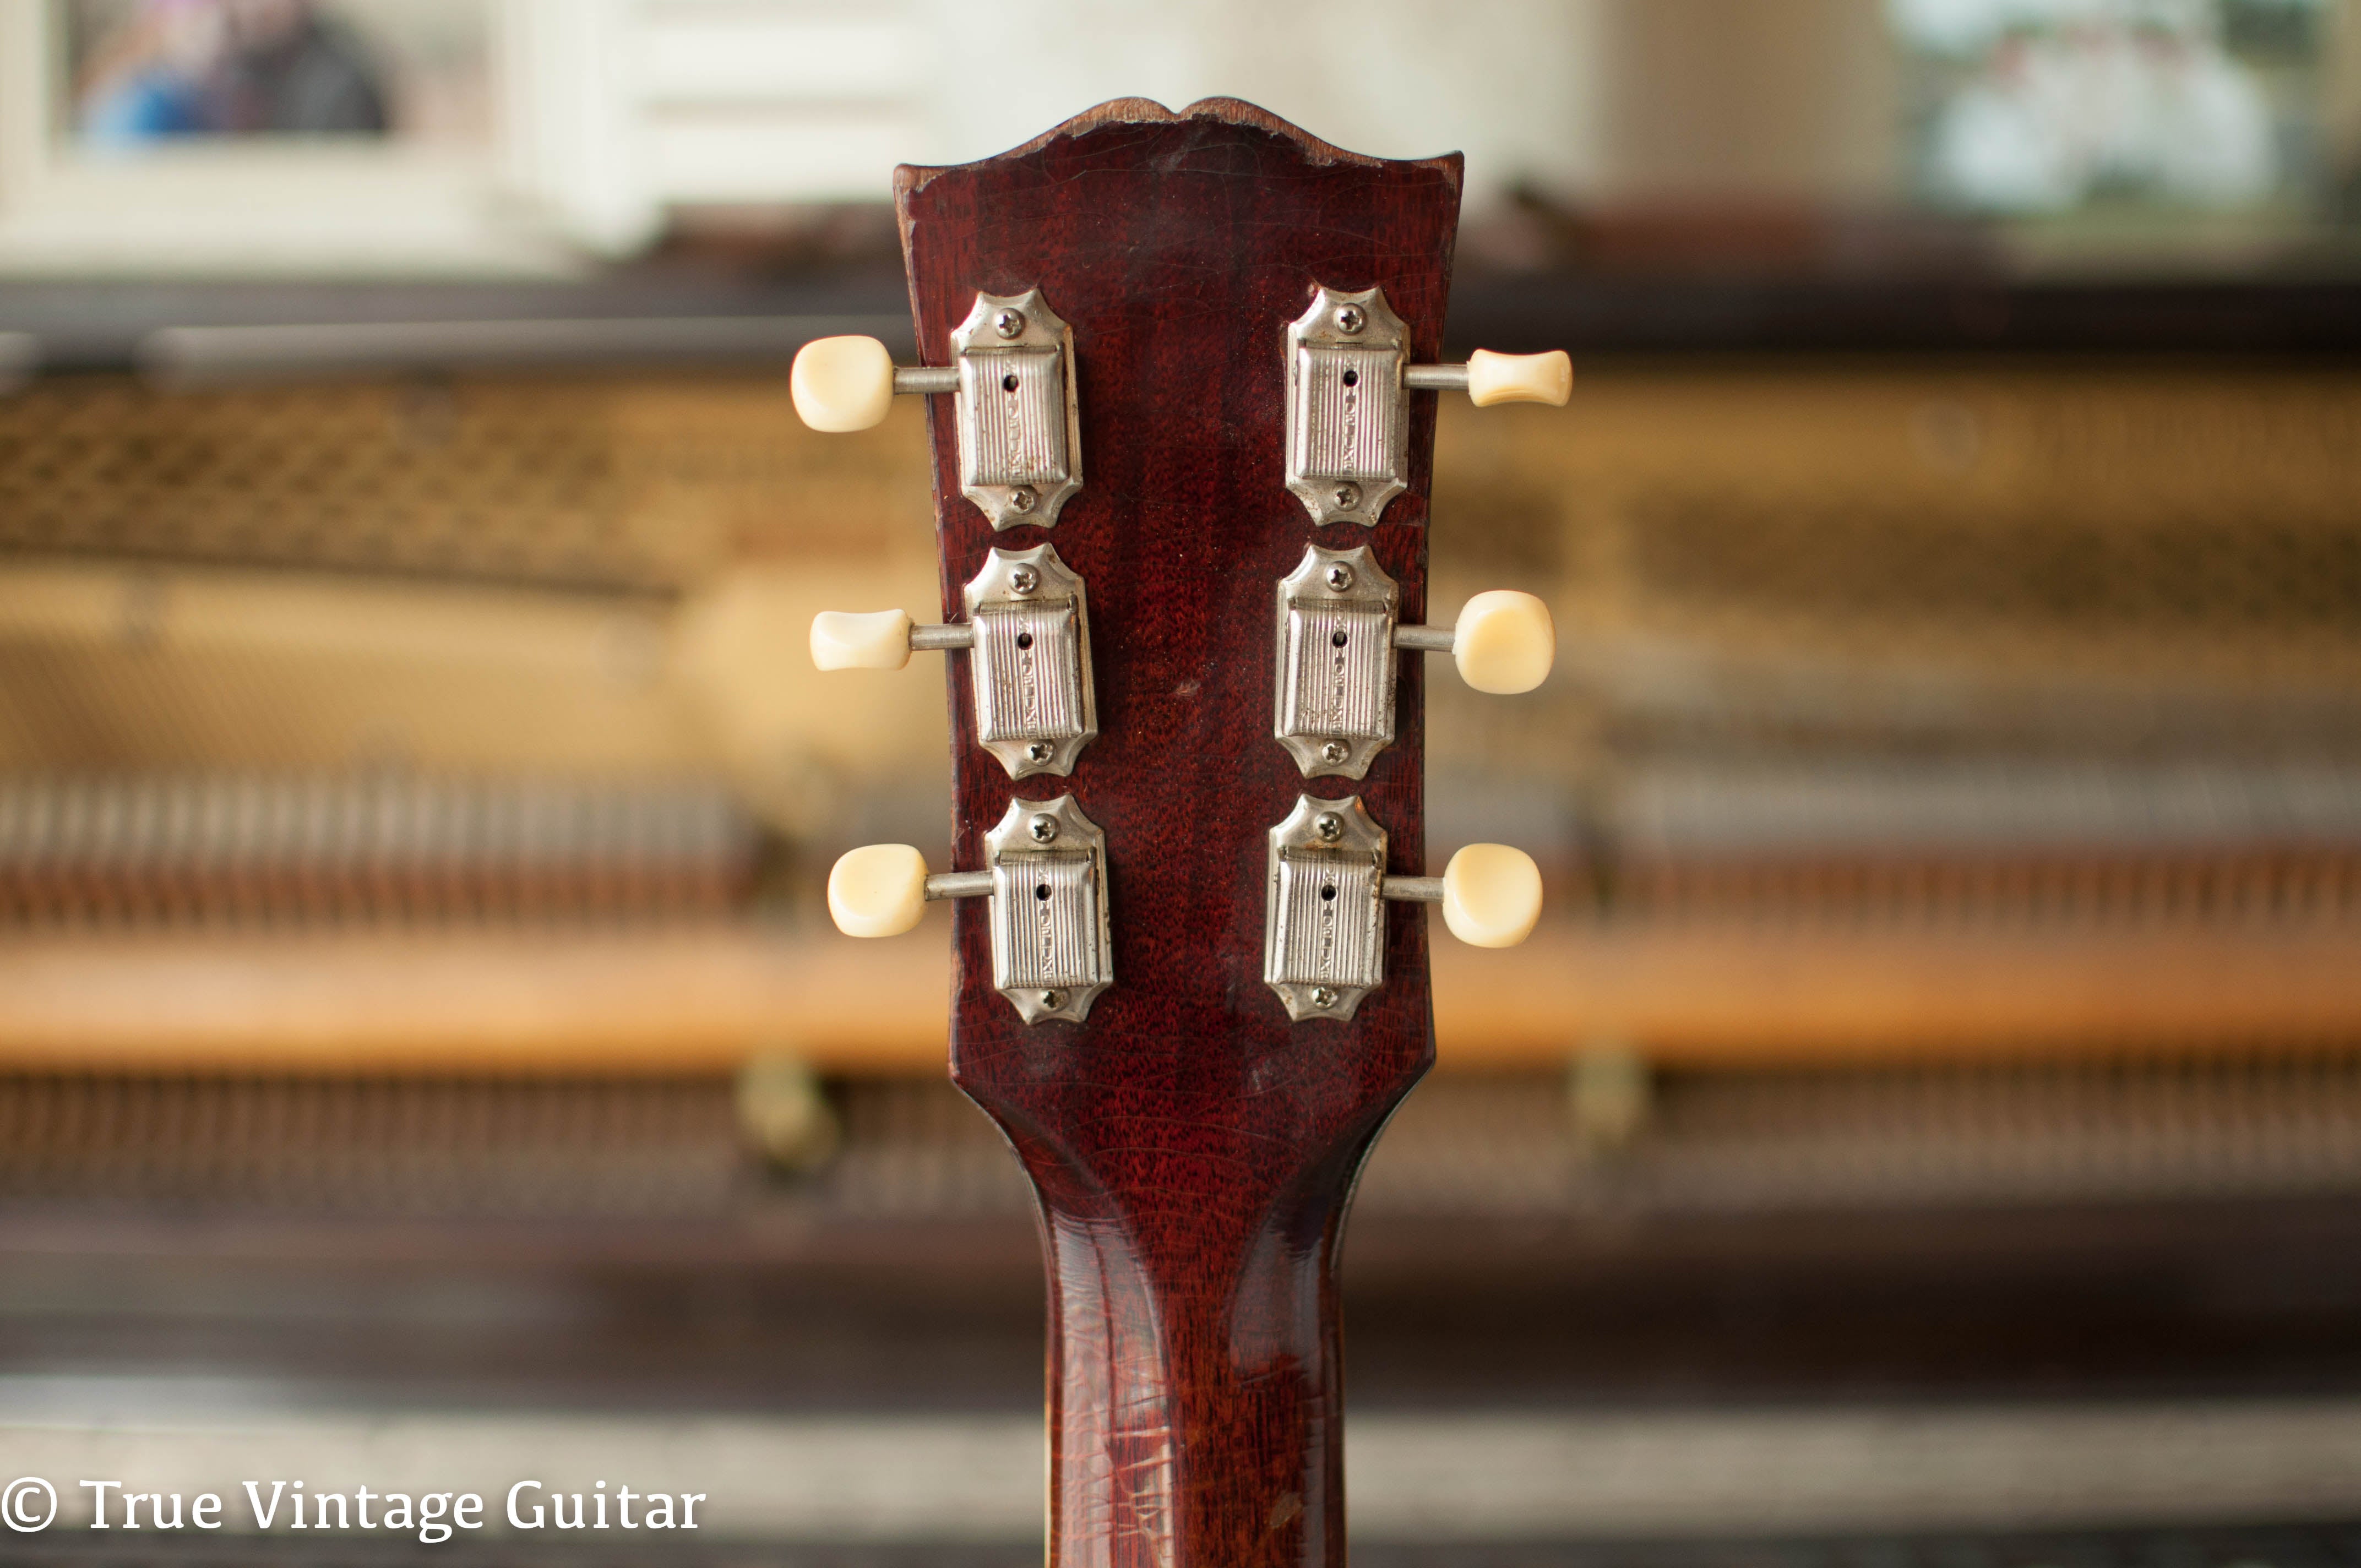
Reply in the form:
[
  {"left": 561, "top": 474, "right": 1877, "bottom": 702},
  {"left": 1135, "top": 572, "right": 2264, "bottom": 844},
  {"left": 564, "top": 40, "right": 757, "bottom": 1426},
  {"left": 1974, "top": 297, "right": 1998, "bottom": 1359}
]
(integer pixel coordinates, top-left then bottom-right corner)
[
  {"left": 4, "top": 922, "right": 2359, "bottom": 1074},
  {"left": 899, "top": 100, "right": 1459, "bottom": 1568}
]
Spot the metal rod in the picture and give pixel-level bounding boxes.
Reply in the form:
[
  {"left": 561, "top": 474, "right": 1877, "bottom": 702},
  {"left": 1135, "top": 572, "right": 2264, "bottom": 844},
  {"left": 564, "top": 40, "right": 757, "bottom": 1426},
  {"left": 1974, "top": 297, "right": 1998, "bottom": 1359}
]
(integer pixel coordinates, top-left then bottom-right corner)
[
  {"left": 137, "top": 315, "right": 914, "bottom": 385},
  {"left": 894, "top": 367, "right": 960, "bottom": 395},
  {"left": 909, "top": 623, "right": 975, "bottom": 652},
  {"left": 924, "top": 871, "right": 993, "bottom": 901},
  {"left": 1381, "top": 875, "right": 1444, "bottom": 903},
  {"left": 1392, "top": 625, "right": 1455, "bottom": 654},
  {"left": 1403, "top": 364, "right": 1470, "bottom": 393}
]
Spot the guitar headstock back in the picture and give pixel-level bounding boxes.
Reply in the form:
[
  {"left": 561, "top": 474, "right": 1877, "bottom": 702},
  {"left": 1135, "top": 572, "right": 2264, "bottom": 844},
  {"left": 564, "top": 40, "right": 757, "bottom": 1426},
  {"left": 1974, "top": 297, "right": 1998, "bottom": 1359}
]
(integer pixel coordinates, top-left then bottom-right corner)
[
  {"left": 904, "top": 96, "right": 1450, "bottom": 1155},
  {"left": 801, "top": 96, "right": 1564, "bottom": 1568}
]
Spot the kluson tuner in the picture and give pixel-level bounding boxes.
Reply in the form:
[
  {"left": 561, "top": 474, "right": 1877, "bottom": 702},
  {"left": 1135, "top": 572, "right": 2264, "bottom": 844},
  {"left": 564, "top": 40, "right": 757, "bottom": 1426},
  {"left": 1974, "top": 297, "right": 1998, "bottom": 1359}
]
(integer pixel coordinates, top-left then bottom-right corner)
[
  {"left": 1264, "top": 794, "right": 1542, "bottom": 1023},
  {"left": 1286, "top": 284, "right": 1572, "bottom": 527},
  {"left": 827, "top": 796, "right": 1112, "bottom": 1026},
  {"left": 1275, "top": 544, "right": 1554, "bottom": 778},
  {"left": 812, "top": 544, "right": 1097, "bottom": 780},
  {"left": 790, "top": 287, "right": 1082, "bottom": 529}
]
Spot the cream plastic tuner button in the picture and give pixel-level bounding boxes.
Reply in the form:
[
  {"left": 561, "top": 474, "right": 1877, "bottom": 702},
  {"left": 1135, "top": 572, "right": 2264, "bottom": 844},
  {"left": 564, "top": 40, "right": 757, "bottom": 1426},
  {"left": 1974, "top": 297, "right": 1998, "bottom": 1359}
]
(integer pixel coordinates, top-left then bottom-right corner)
[
  {"left": 828, "top": 845, "right": 930, "bottom": 938},
  {"left": 826, "top": 845, "right": 995, "bottom": 939},
  {"left": 790, "top": 336, "right": 959, "bottom": 433},
  {"left": 1466, "top": 349, "right": 1573, "bottom": 408},
  {"left": 811, "top": 608, "right": 973, "bottom": 672},
  {"left": 1440, "top": 843, "right": 1543, "bottom": 948},
  {"left": 1404, "top": 348, "right": 1572, "bottom": 408},
  {"left": 1451, "top": 591, "right": 1554, "bottom": 694},
  {"left": 791, "top": 336, "right": 896, "bottom": 432},
  {"left": 1391, "top": 591, "right": 1554, "bottom": 694},
  {"left": 811, "top": 609, "right": 915, "bottom": 671},
  {"left": 1379, "top": 842, "right": 1544, "bottom": 947}
]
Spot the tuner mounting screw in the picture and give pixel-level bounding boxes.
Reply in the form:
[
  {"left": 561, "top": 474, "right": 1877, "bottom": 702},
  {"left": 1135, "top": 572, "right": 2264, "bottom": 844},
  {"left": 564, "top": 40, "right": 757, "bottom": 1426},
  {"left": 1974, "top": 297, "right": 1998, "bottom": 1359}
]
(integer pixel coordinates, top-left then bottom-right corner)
[
  {"left": 1040, "top": 989, "right": 1065, "bottom": 1010},
  {"left": 1320, "top": 740, "right": 1350, "bottom": 765},
  {"left": 1026, "top": 741, "right": 1053, "bottom": 763},
  {"left": 1331, "top": 482, "right": 1362, "bottom": 511},
  {"left": 1334, "top": 305, "right": 1366, "bottom": 335},
  {"left": 1314, "top": 812, "right": 1343, "bottom": 842},
  {"left": 1310, "top": 986, "right": 1339, "bottom": 1009},
  {"left": 993, "top": 308, "right": 1026, "bottom": 339},
  {"left": 1007, "top": 486, "right": 1038, "bottom": 514},
  {"left": 1324, "top": 563, "right": 1354, "bottom": 593},
  {"left": 1029, "top": 814, "right": 1058, "bottom": 844},
  {"left": 1008, "top": 564, "right": 1040, "bottom": 595}
]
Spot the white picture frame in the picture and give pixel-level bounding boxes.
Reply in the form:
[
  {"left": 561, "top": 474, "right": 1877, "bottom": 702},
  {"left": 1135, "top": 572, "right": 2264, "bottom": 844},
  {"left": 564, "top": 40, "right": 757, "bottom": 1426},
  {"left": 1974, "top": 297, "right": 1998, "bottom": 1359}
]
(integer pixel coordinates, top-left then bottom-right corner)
[{"left": 0, "top": 0, "right": 655, "bottom": 277}]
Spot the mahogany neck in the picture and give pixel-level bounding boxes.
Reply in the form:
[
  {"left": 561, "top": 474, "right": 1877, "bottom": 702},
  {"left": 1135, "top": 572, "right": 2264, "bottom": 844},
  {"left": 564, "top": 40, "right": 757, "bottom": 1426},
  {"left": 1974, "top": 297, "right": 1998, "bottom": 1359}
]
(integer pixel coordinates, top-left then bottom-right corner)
[{"left": 898, "top": 100, "right": 1461, "bottom": 1568}]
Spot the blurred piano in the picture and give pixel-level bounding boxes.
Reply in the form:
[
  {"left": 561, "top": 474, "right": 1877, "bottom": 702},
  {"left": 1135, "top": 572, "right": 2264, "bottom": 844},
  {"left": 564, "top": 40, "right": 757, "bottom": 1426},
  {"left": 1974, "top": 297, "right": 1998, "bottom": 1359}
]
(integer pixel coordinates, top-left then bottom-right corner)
[{"left": 0, "top": 263, "right": 2359, "bottom": 1559}]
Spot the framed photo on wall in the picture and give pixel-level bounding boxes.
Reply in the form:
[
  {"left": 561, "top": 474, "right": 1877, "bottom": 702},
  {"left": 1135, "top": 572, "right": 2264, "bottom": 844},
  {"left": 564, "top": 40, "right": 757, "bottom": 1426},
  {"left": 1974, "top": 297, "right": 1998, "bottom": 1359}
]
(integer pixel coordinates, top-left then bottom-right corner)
[{"left": 0, "top": 0, "right": 655, "bottom": 276}]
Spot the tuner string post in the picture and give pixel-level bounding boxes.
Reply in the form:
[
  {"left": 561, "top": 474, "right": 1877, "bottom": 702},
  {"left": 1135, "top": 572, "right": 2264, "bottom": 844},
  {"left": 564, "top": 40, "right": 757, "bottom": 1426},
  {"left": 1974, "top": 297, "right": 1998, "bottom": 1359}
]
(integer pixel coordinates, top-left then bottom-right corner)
[
  {"left": 893, "top": 366, "right": 960, "bottom": 395},
  {"left": 924, "top": 870, "right": 994, "bottom": 901},
  {"left": 909, "top": 623, "right": 977, "bottom": 652},
  {"left": 1401, "top": 364, "right": 1470, "bottom": 393}
]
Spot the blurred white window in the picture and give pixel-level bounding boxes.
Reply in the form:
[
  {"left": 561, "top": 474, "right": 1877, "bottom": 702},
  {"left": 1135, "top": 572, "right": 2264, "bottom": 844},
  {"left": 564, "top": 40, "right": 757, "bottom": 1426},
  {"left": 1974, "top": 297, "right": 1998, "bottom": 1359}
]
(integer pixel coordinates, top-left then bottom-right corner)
[{"left": 1890, "top": 0, "right": 2326, "bottom": 213}]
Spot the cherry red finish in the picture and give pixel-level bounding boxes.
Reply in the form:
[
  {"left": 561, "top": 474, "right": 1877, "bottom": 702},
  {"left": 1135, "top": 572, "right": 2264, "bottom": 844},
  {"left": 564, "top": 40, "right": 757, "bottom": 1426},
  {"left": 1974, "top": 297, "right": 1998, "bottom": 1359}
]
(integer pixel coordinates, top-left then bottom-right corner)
[{"left": 897, "top": 99, "right": 1461, "bottom": 1568}]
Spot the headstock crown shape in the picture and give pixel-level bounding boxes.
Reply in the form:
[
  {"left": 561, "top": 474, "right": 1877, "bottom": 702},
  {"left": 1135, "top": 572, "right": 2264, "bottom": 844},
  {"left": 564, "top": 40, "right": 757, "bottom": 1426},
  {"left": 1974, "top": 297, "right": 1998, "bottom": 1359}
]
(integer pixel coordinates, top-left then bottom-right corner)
[{"left": 798, "top": 98, "right": 1568, "bottom": 1568}]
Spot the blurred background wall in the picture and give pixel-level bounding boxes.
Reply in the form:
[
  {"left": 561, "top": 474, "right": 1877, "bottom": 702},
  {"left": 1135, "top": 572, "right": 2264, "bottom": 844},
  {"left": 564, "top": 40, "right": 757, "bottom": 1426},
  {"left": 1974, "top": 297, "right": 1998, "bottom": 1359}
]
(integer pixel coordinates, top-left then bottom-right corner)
[{"left": 2, "top": 0, "right": 2361, "bottom": 1559}]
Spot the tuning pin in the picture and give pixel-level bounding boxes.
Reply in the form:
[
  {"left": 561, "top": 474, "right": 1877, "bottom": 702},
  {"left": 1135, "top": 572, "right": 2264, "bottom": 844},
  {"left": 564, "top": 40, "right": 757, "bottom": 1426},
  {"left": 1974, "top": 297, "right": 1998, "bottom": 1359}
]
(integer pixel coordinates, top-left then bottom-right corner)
[
  {"left": 809, "top": 546, "right": 1097, "bottom": 778},
  {"left": 1392, "top": 590, "right": 1555, "bottom": 695},
  {"left": 1403, "top": 348, "right": 1573, "bottom": 408},
  {"left": 1277, "top": 548, "right": 1554, "bottom": 777},
  {"left": 791, "top": 292, "right": 1081, "bottom": 530},
  {"left": 1266, "top": 797, "right": 1542, "bottom": 1020},
  {"left": 790, "top": 335, "right": 958, "bottom": 433},
  {"left": 826, "top": 799, "right": 1112, "bottom": 1025},
  {"left": 810, "top": 609, "right": 969, "bottom": 671},
  {"left": 1287, "top": 288, "right": 1570, "bottom": 526},
  {"left": 1383, "top": 843, "right": 1546, "bottom": 949}
]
